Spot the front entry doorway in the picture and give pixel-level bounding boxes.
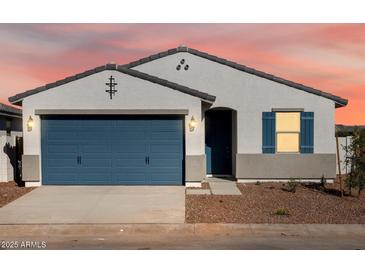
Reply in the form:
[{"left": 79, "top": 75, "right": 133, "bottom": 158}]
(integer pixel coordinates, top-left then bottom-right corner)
[{"left": 205, "top": 109, "right": 234, "bottom": 176}]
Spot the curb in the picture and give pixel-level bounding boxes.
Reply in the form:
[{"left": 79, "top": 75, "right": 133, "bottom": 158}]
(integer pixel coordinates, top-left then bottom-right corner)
[{"left": 1, "top": 223, "right": 365, "bottom": 238}]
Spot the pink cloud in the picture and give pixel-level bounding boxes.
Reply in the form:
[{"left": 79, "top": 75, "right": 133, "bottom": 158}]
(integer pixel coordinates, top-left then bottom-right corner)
[{"left": 0, "top": 24, "right": 364, "bottom": 125}]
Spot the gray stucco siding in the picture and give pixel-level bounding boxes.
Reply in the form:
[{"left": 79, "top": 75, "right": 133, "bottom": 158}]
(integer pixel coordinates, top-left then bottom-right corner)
[
  {"left": 236, "top": 153, "right": 336, "bottom": 179},
  {"left": 185, "top": 155, "right": 206, "bottom": 182},
  {"left": 134, "top": 52, "right": 336, "bottom": 155}
]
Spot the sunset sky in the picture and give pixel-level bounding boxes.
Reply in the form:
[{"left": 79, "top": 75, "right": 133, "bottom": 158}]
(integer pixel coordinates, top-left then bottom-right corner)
[{"left": 0, "top": 24, "right": 364, "bottom": 124}]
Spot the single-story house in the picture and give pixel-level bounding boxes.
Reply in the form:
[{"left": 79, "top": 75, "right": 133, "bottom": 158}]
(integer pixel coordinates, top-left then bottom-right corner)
[
  {"left": 8, "top": 45, "right": 348, "bottom": 187},
  {"left": 0, "top": 103, "right": 22, "bottom": 182}
]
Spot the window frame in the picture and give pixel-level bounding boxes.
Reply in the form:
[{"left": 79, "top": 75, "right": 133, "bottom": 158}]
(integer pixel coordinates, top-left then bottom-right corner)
[{"left": 275, "top": 111, "right": 301, "bottom": 154}]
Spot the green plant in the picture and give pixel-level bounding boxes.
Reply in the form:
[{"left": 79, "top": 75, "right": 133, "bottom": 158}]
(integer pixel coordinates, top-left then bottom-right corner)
[
  {"left": 319, "top": 175, "right": 327, "bottom": 188},
  {"left": 343, "top": 128, "right": 365, "bottom": 196},
  {"left": 287, "top": 178, "right": 298, "bottom": 193},
  {"left": 275, "top": 208, "right": 289, "bottom": 215},
  {"left": 255, "top": 181, "right": 261, "bottom": 185}
]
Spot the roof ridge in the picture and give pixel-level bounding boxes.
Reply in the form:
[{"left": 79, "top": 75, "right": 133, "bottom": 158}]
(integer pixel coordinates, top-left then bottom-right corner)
[
  {"left": 117, "top": 66, "right": 215, "bottom": 102},
  {"left": 8, "top": 63, "right": 215, "bottom": 105},
  {"left": 123, "top": 46, "right": 348, "bottom": 108}
]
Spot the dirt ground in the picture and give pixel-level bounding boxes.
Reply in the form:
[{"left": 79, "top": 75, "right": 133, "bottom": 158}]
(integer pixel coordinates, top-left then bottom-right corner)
[
  {"left": 186, "top": 182, "right": 365, "bottom": 224},
  {"left": 0, "top": 181, "right": 34, "bottom": 208}
]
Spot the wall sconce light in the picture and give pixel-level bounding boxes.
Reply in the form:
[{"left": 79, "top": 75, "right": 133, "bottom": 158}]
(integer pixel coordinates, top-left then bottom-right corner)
[
  {"left": 27, "top": 116, "right": 34, "bottom": 132},
  {"left": 189, "top": 116, "right": 197, "bottom": 132}
]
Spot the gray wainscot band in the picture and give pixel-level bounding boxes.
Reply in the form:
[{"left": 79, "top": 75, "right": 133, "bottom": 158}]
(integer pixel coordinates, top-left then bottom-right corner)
[
  {"left": 235, "top": 153, "right": 336, "bottom": 179},
  {"left": 185, "top": 155, "right": 206, "bottom": 182},
  {"left": 22, "top": 155, "right": 40, "bottom": 181}
]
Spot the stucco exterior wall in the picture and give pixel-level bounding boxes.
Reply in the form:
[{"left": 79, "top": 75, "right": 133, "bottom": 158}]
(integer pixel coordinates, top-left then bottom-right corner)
[
  {"left": 134, "top": 52, "right": 336, "bottom": 155},
  {"left": 22, "top": 70, "right": 204, "bottom": 184},
  {"left": 19, "top": 51, "right": 340, "bottom": 184}
]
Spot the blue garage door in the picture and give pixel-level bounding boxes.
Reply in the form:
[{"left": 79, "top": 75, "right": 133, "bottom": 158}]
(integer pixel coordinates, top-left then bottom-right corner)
[{"left": 41, "top": 116, "right": 184, "bottom": 185}]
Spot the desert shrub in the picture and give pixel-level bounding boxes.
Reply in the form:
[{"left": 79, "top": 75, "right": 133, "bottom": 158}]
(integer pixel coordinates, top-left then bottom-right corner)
[
  {"left": 255, "top": 181, "right": 261, "bottom": 185},
  {"left": 287, "top": 178, "right": 298, "bottom": 193},
  {"left": 275, "top": 208, "right": 289, "bottom": 216},
  {"left": 343, "top": 128, "right": 365, "bottom": 196},
  {"left": 319, "top": 175, "right": 327, "bottom": 188}
]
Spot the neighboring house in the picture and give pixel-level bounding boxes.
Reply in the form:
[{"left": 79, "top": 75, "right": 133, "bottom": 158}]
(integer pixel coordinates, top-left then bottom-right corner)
[
  {"left": 8, "top": 45, "right": 348, "bottom": 187},
  {"left": 0, "top": 103, "right": 22, "bottom": 182},
  {"left": 335, "top": 125, "right": 365, "bottom": 174}
]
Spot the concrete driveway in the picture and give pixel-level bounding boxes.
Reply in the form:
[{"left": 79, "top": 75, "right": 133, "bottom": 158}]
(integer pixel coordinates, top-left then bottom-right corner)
[{"left": 0, "top": 186, "right": 185, "bottom": 224}]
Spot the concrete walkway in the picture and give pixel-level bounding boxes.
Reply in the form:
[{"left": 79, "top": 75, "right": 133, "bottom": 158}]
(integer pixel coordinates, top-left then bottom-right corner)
[
  {"left": 209, "top": 182, "right": 241, "bottom": 195},
  {"left": 206, "top": 177, "right": 241, "bottom": 195},
  {"left": 0, "top": 186, "right": 185, "bottom": 224},
  {"left": 1, "top": 224, "right": 364, "bottom": 249}
]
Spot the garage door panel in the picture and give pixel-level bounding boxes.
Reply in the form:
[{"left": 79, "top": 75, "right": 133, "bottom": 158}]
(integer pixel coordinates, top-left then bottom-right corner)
[
  {"left": 113, "top": 144, "right": 148, "bottom": 153},
  {"left": 79, "top": 144, "right": 112, "bottom": 153},
  {"left": 47, "top": 156, "right": 78, "bottom": 168},
  {"left": 149, "top": 153, "right": 182, "bottom": 167},
  {"left": 47, "top": 144, "right": 78, "bottom": 153},
  {"left": 81, "top": 158, "right": 113, "bottom": 168},
  {"left": 113, "top": 169, "right": 148, "bottom": 184},
  {"left": 113, "top": 128, "right": 146, "bottom": 137},
  {"left": 150, "top": 144, "right": 181, "bottom": 153},
  {"left": 78, "top": 120, "right": 113, "bottom": 127},
  {"left": 42, "top": 115, "right": 184, "bottom": 185},
  {"left": 46, "top": 131, "right": 79, "bottom": 140},
  {"left": 113, "top": 158, "right": 146, "bottom": 167},
  {"left": 150, "top": 169, "right": 182, "bottom": 184},
  {"left": 78, "top": 131, "right": 112, "bottom": 140},
  {"left": 45, "top": 168, "right": 78, "bottom": 184},
  {"left": 78, "top": 170, "right": 112, "bottom": 183},
  {"left": 150, "top": 131, "right": 181, "bottom": 140}
]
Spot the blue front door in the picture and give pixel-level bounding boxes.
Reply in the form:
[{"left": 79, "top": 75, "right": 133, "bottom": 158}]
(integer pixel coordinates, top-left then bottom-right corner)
[
  {"left": 205, "top": 110, "right": 232, "bottom": 175},
  {"left": 41, "top": 116, "right": 184, "bottom": 185}
]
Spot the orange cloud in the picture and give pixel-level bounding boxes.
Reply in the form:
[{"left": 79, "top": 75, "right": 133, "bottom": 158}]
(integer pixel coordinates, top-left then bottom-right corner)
[{"left": 0, "top": 24, "right": 364, "bottom": 125}]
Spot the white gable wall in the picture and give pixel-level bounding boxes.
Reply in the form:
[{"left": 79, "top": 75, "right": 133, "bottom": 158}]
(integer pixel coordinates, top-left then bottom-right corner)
[
  {"left": 134, "top": 52, "right": 336, "bottom": 154},
  {"left": 22, "top": 70, "right": 204, "bottom": 184}
]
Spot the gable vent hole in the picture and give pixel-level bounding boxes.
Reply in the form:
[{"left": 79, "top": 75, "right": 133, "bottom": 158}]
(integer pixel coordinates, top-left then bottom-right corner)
[
  {"left": 176, "top": 65, "right": 181, "bottom": 71},
  {"left": 184, "top": 65, "right": 189, "bottom": 71},
  {"left": 180, "top": 59, "right": 185, "bottom": 65}
]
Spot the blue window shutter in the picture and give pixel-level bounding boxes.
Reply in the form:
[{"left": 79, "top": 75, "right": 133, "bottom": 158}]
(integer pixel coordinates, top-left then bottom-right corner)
[
  {"left": 262, "top": 112, "right": 275, "bottom": 153},
  {"left": 300, "top": 112, "right": 314, "bottom": 153}
]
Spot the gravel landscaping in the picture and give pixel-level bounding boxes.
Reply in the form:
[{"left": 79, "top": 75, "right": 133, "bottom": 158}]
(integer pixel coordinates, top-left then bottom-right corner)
[
  {"left": 0, "top": 182, "right": 34, "bottom": 208},
  {"left": 186, "top": 182, "right": 365, "bottom": 224}
]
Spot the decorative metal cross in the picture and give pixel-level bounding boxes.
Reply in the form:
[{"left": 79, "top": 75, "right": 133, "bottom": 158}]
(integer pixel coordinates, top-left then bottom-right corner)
[{"left": 105, "top": 76, "right": 118, "bottom": 99}]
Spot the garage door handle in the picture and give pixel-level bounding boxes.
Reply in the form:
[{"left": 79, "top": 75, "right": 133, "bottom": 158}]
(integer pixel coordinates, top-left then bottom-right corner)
[{"left": 145, "top": 156, "right": 150, "bottom": 165}]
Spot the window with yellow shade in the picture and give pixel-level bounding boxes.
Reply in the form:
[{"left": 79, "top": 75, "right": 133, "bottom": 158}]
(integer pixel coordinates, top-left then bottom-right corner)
[{"left": 276, "top": 112, "right": 300, "bottom": 153}]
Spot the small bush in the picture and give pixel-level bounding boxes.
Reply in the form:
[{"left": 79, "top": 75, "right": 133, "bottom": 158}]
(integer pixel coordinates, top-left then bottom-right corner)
[
  {"left": 343, "top": 128, "right": 365, "bottom": 196},
  {"left": 275, "top": 208, "right": 289, "bottom": 216},
  {"left": 255, "top": 181, "right": 261, "bottom": 185},
  {"left": 319, "top": 175, "right": 326, "bottom": 188},
  {"left": 287, "top": 178, "right": 298, "bottom": 193}
]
